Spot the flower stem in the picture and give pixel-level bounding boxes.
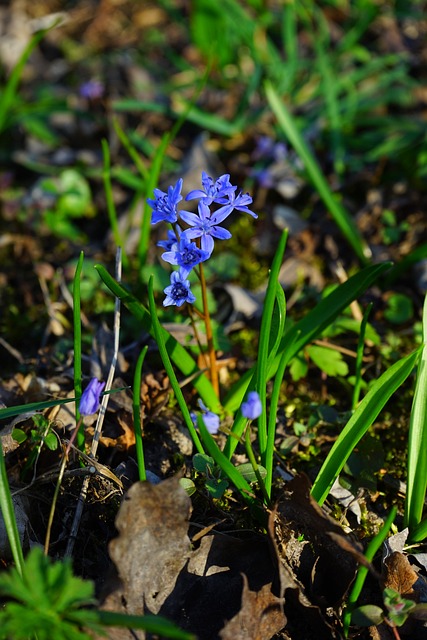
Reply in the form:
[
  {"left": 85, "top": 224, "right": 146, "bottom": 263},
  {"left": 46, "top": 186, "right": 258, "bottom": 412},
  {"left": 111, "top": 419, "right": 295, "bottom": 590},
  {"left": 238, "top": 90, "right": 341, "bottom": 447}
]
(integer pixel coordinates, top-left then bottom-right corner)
[
  {"left": 245, "top": 425, "right": 270, "bottom": 507},
  {"left": 187, "top": 304, "right": 209, "bottom": 371},
  {"left": 198, "top": 261, "right": 219, "bottom": 398},
  {"left": 45, "top": 417, "right": 83, "bottom": 554}
]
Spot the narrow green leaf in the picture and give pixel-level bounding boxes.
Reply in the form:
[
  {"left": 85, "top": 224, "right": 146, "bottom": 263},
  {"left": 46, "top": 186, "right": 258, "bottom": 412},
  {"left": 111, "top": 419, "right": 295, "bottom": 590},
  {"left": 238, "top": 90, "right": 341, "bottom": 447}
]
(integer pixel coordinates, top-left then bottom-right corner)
[
  {"left": 311, "top": 348, "right": 421, "bottom": 506},
  {"left": 133, "top": 346, "right": 148, "bottom": 481},
  {"left": 343, "top": 506, "right": 397, "bottom": 636},
  {"left": 98, "top": 610, "right": 196, "bottom": 639},
  {"left": 148, "top": 277, "right": 205, "bottom": 455},
  {"left": 0, "top": 438, "right": 25, "bottom": 574},
  {"left": 405, "top": 294, "right": 427, "bottom": 536},
  {"left": 0, "top": 28, "right": 49, "bottom": 134},
  {"left": 224, "top": 262, "right": 392, "bottom": 413},
  {"left": 72, "top": 251, "right": 84, "bottom": 449},
  {"left": 197, "top": 416, "right": 254, "bottom": 506},
  {"left": 265, "top": 81, "right": 371, "bottom": 263},
  {"left": 256, "top": 230, "right": 288, "bottom": 461},
  {"left": 95, "top": 264, "right": 220, "bottom": 413}
]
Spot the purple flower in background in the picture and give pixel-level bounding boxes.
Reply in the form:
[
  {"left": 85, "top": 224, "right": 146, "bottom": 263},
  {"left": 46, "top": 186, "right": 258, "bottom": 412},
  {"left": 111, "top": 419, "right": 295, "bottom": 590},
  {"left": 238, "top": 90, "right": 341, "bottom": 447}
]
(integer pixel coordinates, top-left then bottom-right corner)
[
  {"left": 180, "top": 200, "right": 232, "bottom": 256},
  {"left": 253, "top": 136, "right": 287, "bottom": 162},
  {"left": 162, "top": 236, "right": 210, "bottom": 277},
  {"left": 185, "top": 172, "right": 236, "bottom": 206},
  {"left": 79, "top": 378, "right": 105, "bottom": 416},
  {"left": 79, "top": 79, "right": 104, "bottom": 100},
  {"left": 251, "top": 167, "right": 274, "bottom": 189},
  {"left": 253, "top": 135, "right": 276, "bottom": 160},
  {"left": 163, "top": 270, "right": 196, "bottom": 307},
  {"left": 191, "top": 400, "right": 220, "bottom": 435},
  {"left": 241, "top": 391, "right": 262, "bottom": 420},
  {"left": 272, "top": 142, "right": 287, "bottom": 162},
  {"left": 148, "top": 178, "right": 183, "bottom": 225},
  {"left": 157, "top": 229, "right": 178, "bottom": 251}
]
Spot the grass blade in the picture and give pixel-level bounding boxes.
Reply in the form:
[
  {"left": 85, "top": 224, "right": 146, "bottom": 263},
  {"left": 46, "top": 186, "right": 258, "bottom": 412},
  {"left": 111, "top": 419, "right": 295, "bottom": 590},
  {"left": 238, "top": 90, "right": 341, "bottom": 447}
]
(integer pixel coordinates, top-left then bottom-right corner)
[
  {"left": 95, "top": 264, "right": 221, "bottom": 413},
  {"left": 352, "top": 302, "right": 373, "bottom": 409},
  {"left": 256, "top": 230, "right": 288, "bottom": 462},
  {"left": 72, "top": 251, "right": 84, "bottom": 448},
  {"left": 265, "top": 81, "right": 371, "bottom": 263},
  {"left": 197, "top": 417, "right": 254, "bottom": 507},
  {"left": 404, "top": 294, "right": 427, "bottom": 535},
  {"left": 0, "top": 28, "right": 50, "bottom": 134},
  {"left": 148, "top": 277, "right": 205, "bottom": 455},
  {"left": 224, "top": 262, "right": 392, "bottom": 413},
  {"left": 311, "top": 347, "right": 421, "bottom": 506},
  {"left": 133, "top": 346, "right": 148, "bottom": 482},
  {"left": 343, "top": 506, "right": 397, "bottom": 636},
  {"left": 98, "top": 610, "right": 196, "bottom": 640},
  {"left": 102, "top": 140, "right": 127, "bottom": 269},
  {"left": 0, "top": 439, "right": 25, "bottom": 574}
]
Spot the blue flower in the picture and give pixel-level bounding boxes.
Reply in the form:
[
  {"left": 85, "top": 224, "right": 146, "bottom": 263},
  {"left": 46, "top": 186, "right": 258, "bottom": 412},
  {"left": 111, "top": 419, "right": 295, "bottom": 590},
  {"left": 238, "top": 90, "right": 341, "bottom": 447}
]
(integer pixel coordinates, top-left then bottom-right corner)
[
  {"left": 191, "top": 400, "right": 220, "bottom": 435},
  {"left": 163, "top": 271, "right": 196, "bottom": 307},
  {"left": 162, "top": 236, "right": 210, "bottom": 277},
  {"left": 148, "top": 178, "right": 183, "bottom": 225},
  {"left": 185, "top": 172, "right": 236, "bottom": 206},
  {"left": 180, "top": 201, "right": 232, "bottom": 256},
  {"left": 79, "top": 378, "right": 105, "bottom": 416},
  {"left": 241, "top": 391, "right": 262, "bottom": 420},
  {"left": 157, "top": 229, "right": 178, "bottom": 251},
  {"left": 217, "top": 189, "right": 257, "bottom": 219}
]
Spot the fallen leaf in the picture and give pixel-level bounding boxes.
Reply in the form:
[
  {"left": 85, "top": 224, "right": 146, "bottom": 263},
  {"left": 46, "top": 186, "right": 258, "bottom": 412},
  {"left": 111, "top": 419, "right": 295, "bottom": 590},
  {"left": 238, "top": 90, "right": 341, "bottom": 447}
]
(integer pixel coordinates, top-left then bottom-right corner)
[
  {"left": 383, "top": 551, "right": 418, "bottom": 597},
  {"left": 274, "top": 474, "right": 357, "bottom": 607},
  {"left": 219, "top": 574, "right": 285, "bottom": 640},
  {"left": 108, "top": 476, "right": 192, "bottom": 615}
]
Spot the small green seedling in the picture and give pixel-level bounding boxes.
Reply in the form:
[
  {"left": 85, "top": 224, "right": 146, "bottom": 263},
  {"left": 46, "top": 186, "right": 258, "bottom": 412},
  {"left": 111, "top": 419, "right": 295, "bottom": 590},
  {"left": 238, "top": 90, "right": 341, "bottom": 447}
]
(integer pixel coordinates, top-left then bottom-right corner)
[
  {"left": 12, "top": 414, "right": 58, "bottom": 453},
  {"left": 351, "top": 587, "right": 427, "bottom": 639}
]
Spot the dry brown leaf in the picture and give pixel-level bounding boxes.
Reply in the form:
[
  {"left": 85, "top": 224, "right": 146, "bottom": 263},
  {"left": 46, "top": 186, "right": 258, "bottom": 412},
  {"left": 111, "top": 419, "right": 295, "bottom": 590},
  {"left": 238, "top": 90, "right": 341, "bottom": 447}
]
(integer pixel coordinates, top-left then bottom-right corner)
[
  {"left": 101, "top": 477, "right": 288, "bottom": 639},
  {"left": 108, "top": 476, "right": 192, "bottom": 615},
  {"left": 101, "top": 474, "right": 349, "bottom": 639},
  {"left": 275, "top": 474, "right": 357, "bottom": 607},
  {"left": 219, "top": 574, "right": 286, "bottom": 640},
  {"left": 383, "top": 551, "right": 418, "bottom": 597}
]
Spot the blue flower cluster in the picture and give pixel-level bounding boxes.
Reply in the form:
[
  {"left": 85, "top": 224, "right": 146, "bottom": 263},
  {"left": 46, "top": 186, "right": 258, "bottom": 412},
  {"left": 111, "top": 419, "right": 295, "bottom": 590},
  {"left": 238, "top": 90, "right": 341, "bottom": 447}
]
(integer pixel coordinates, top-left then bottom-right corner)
[{"left": 148, "top": 172, "right": 257, "bottom": 307}]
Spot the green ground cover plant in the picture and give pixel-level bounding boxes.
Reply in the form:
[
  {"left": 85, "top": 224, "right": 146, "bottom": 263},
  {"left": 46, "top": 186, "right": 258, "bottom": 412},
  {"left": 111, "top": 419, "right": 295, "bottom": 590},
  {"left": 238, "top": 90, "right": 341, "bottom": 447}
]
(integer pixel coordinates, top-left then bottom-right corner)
[{"left": 1, "top": 2, "right": 427, "bottom": 639}]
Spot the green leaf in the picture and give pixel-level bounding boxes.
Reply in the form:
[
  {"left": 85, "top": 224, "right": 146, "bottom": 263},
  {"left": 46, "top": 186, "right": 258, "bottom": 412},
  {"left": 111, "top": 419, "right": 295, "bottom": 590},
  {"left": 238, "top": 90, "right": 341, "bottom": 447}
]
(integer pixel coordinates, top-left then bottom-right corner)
[
  {"left": 179, "top": 478, "right": 196, "bottom": 497},
  {"left": 11, "top": 429, "right": 27, "bottom": 444},
  {"left": 311, "top": 346, "right": 421, "bottom": 506},
  {"left": 206, "top": 477, "right": 229, "bottom": 498},
  {"left": 44, "top": 432, "right": 58, "bottom": 451},
  {"left": 351, "top": 604, "right": 384, "bottom": 627},
  {"left": 0, "top": 547, "right": 98, "bottom": 640},
  {"left": 289, "top": 355, "right": 308, "bottom": 381},
  {"left": 384, "top": 293, "right": 414, "bottom": 324},
  {"left": 57, "top": 169, "right": 92, "bottom": 218},
  {"left": 193, "top": 453, "right": 214, "bottom": 474},
  {"left": 236, "top": 463, "right": 267, "bottom": 483},
  {"left": 307, "top": 345, "right": 349, "bottom": 377}
]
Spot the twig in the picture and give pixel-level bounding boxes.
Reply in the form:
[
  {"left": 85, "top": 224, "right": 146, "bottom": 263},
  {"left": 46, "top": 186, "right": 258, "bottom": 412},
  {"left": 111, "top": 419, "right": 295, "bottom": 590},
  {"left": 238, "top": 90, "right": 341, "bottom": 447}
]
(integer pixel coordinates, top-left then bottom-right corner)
[{"left": 64, "top": 248, "right": 122, "bottom": 558}]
